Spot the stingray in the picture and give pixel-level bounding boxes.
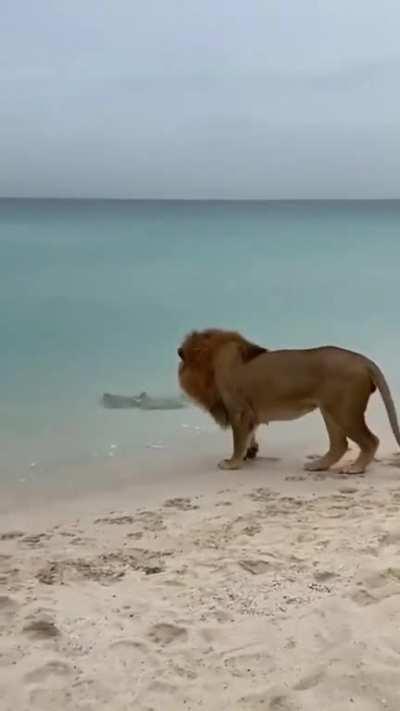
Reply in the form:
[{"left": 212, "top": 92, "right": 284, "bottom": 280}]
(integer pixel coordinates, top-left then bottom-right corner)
[{"left": 101, "top": 391, "right": 188, "bottom": 410}]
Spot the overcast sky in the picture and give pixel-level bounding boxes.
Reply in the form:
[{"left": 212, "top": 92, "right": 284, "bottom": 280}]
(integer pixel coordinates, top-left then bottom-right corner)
[{"left": 1, "top": 1, "right": 400, "bottom": 198}]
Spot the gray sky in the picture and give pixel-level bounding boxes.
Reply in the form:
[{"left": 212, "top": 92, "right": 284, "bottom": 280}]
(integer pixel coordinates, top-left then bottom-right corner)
[{"left": 1, "top": 1, "right": 400, "bottom": 198}]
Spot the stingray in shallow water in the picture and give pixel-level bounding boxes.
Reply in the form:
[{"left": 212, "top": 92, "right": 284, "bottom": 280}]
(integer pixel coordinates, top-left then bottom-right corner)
[{"left": 101, "top": 392, "right": 188, "bottom": 410}]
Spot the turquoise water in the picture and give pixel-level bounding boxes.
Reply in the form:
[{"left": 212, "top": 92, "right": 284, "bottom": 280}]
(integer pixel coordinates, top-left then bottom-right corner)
[{"left": 1, "top": 199, "right": 400, "bottom": 486}]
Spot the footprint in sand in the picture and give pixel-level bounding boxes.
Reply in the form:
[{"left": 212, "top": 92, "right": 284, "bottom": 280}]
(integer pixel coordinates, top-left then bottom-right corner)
[
  {"left": 313, "top": 471, "right": 365, "bottom": 481},
  {"left": 241, "top": 523, "right": 262, "bottom": 537},
  {"left": 36, "top": 559, "right": 123, "bottom": 585},
  {"left": 238, "top": 691, "right": 295, "bottom": 710},
  {"left": 94, "top": 515, "right": 135, "bottom": 525},
  {"left": 293, "top": 667, "right": 325, "bottom": 691},
  {"left": 68, "top": 536, "right": 89, "bottom": 546},
  {"left": 110, "top": 639, "right": 148, "bottom": 653},
  {"left": 126, "top": 531, "right": 144, "bottom": 540},
  {"left": 163, "top": 497, "right": 199, "bottom": 511},
  {"left": 0, "top": 530, "right": 25, "bottom": 541},
  {"left": 313, "top": 570, "right": 337, "bottom": 583},
  {"left": 37, "top": 549, "right": 167, "bottom": 585},
  {"left": 0, "top": 563, "right": 20, "bottom": 588},
  {"left": 350, "top": 588, "right": 377, "bottom": 606},
  {"left": 21, "top": 533, "right": 51, "bottom": 548},
  {"left": 29, "top": 687, "right": 74, "bottom": 710},
  {"left": 170, "top": 663, "right": 198, "bottom": 680},
  {"left": 107, "top": 639, "right": 151, "bottom": 672},
  {"left": 338, "top": 486, "right": 358, "bottom": 494},
  {"left": 377, "top": 526, "right": 400, "bottom": 547},
  {"left": 147, "top": 622, "right": 188, "bottom": 645},
  {"left": 223, "top": 651, "right": 275, "bottom": 678},
  {"left": 239, "top": 559, "right": 272, "bottom": 575},
  {"left": 247, "top": 488, "right": 276, "bottom": 502},
  {"left": 146, "top": 680, "right": 178, "bottom": 697},
  {"left": 57, "top": 531, "right": 89, "bottom": 546},
  {"left": 0, "top": 595, "right": 19, "bottom": 627},
  {"left": 354, "top": 568, "right": 400, "bottom": 604},
  {"left": 134, "top": 511, "right": 167, "bottom": 532},
  {"left": 23, "top": 616, "right": 61, "bottom": 639},
  {"left": 24, "top": 660, "right": 72, "bottom": 684}
]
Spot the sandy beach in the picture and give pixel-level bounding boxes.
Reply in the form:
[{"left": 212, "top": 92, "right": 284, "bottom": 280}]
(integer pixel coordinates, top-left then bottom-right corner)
[{"left": 1, "top": 432, "right": 400, "bottom": 711}]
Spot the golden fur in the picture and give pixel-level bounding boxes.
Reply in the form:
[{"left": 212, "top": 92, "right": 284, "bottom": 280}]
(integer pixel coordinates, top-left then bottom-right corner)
[{"left": 178, "top": 328, "right": 400, "bottom": 474}]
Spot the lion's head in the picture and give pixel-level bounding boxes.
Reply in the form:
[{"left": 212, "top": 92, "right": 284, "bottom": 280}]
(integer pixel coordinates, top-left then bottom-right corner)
[{"left": 177, "top": 329, "right": 266, "bottom": 428}]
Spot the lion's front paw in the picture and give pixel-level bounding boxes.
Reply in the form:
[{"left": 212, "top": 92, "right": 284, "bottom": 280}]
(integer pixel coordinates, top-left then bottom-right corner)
[{"left": 218, "top": 458, "right": 242, "bottom": 471}]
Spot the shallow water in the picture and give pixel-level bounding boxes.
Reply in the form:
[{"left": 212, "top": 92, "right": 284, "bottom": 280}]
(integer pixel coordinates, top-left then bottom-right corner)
[{"left": 1, "top": 199, "right": 400, "bottom": 489}]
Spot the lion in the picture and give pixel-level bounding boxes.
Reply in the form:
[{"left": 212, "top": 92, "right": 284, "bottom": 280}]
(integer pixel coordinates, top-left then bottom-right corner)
[{"left": 177, "top": 328, "right": 400, "bottom": 474}]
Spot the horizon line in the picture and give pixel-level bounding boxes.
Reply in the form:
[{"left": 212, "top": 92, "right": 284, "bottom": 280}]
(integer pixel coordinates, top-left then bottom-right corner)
[{"left": 1, "top": 196, "right": 400, "bottom": 203}]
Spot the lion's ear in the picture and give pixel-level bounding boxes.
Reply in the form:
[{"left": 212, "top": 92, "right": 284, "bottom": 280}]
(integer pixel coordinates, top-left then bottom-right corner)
[{"left": 241, "top": 340, "right": 267, "bottom": 362}]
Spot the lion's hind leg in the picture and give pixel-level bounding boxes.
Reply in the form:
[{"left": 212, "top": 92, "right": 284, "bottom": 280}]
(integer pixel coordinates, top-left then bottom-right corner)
[
  {"left": 326, "top": 386, "right": 379, "bottom": 475},
  {"left": 340, "top": 417, "right": 379, "bottom": 474},
  {"left": 305, "top": 409, "right": 348, "bottom": 472}
]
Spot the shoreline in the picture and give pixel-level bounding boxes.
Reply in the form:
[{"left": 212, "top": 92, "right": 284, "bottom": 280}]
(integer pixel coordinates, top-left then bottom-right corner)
[{"left": 1, "top": 399, "right": 396, "bottom": 514}]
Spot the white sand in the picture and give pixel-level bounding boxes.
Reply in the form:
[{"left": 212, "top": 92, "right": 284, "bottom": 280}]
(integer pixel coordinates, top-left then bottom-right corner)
[{"left": 1, "top": 433, "right": 400, "bottom": 710}]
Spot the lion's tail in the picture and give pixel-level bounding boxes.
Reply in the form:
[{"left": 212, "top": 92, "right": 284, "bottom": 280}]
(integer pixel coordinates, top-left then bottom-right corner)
[{"left": 368, "top": 360, "right": 400, "bottom": 447}]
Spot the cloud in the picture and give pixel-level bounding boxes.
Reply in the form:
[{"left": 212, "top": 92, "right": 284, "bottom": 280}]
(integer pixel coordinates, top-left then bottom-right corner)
[{"left": 1, "top": 0, "right": 399, "bottom": 197}]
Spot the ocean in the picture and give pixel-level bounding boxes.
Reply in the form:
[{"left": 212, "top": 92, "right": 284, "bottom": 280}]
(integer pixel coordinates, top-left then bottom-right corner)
[{"left": 1, "top": 199, "right": 400, "bottom": 495}]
